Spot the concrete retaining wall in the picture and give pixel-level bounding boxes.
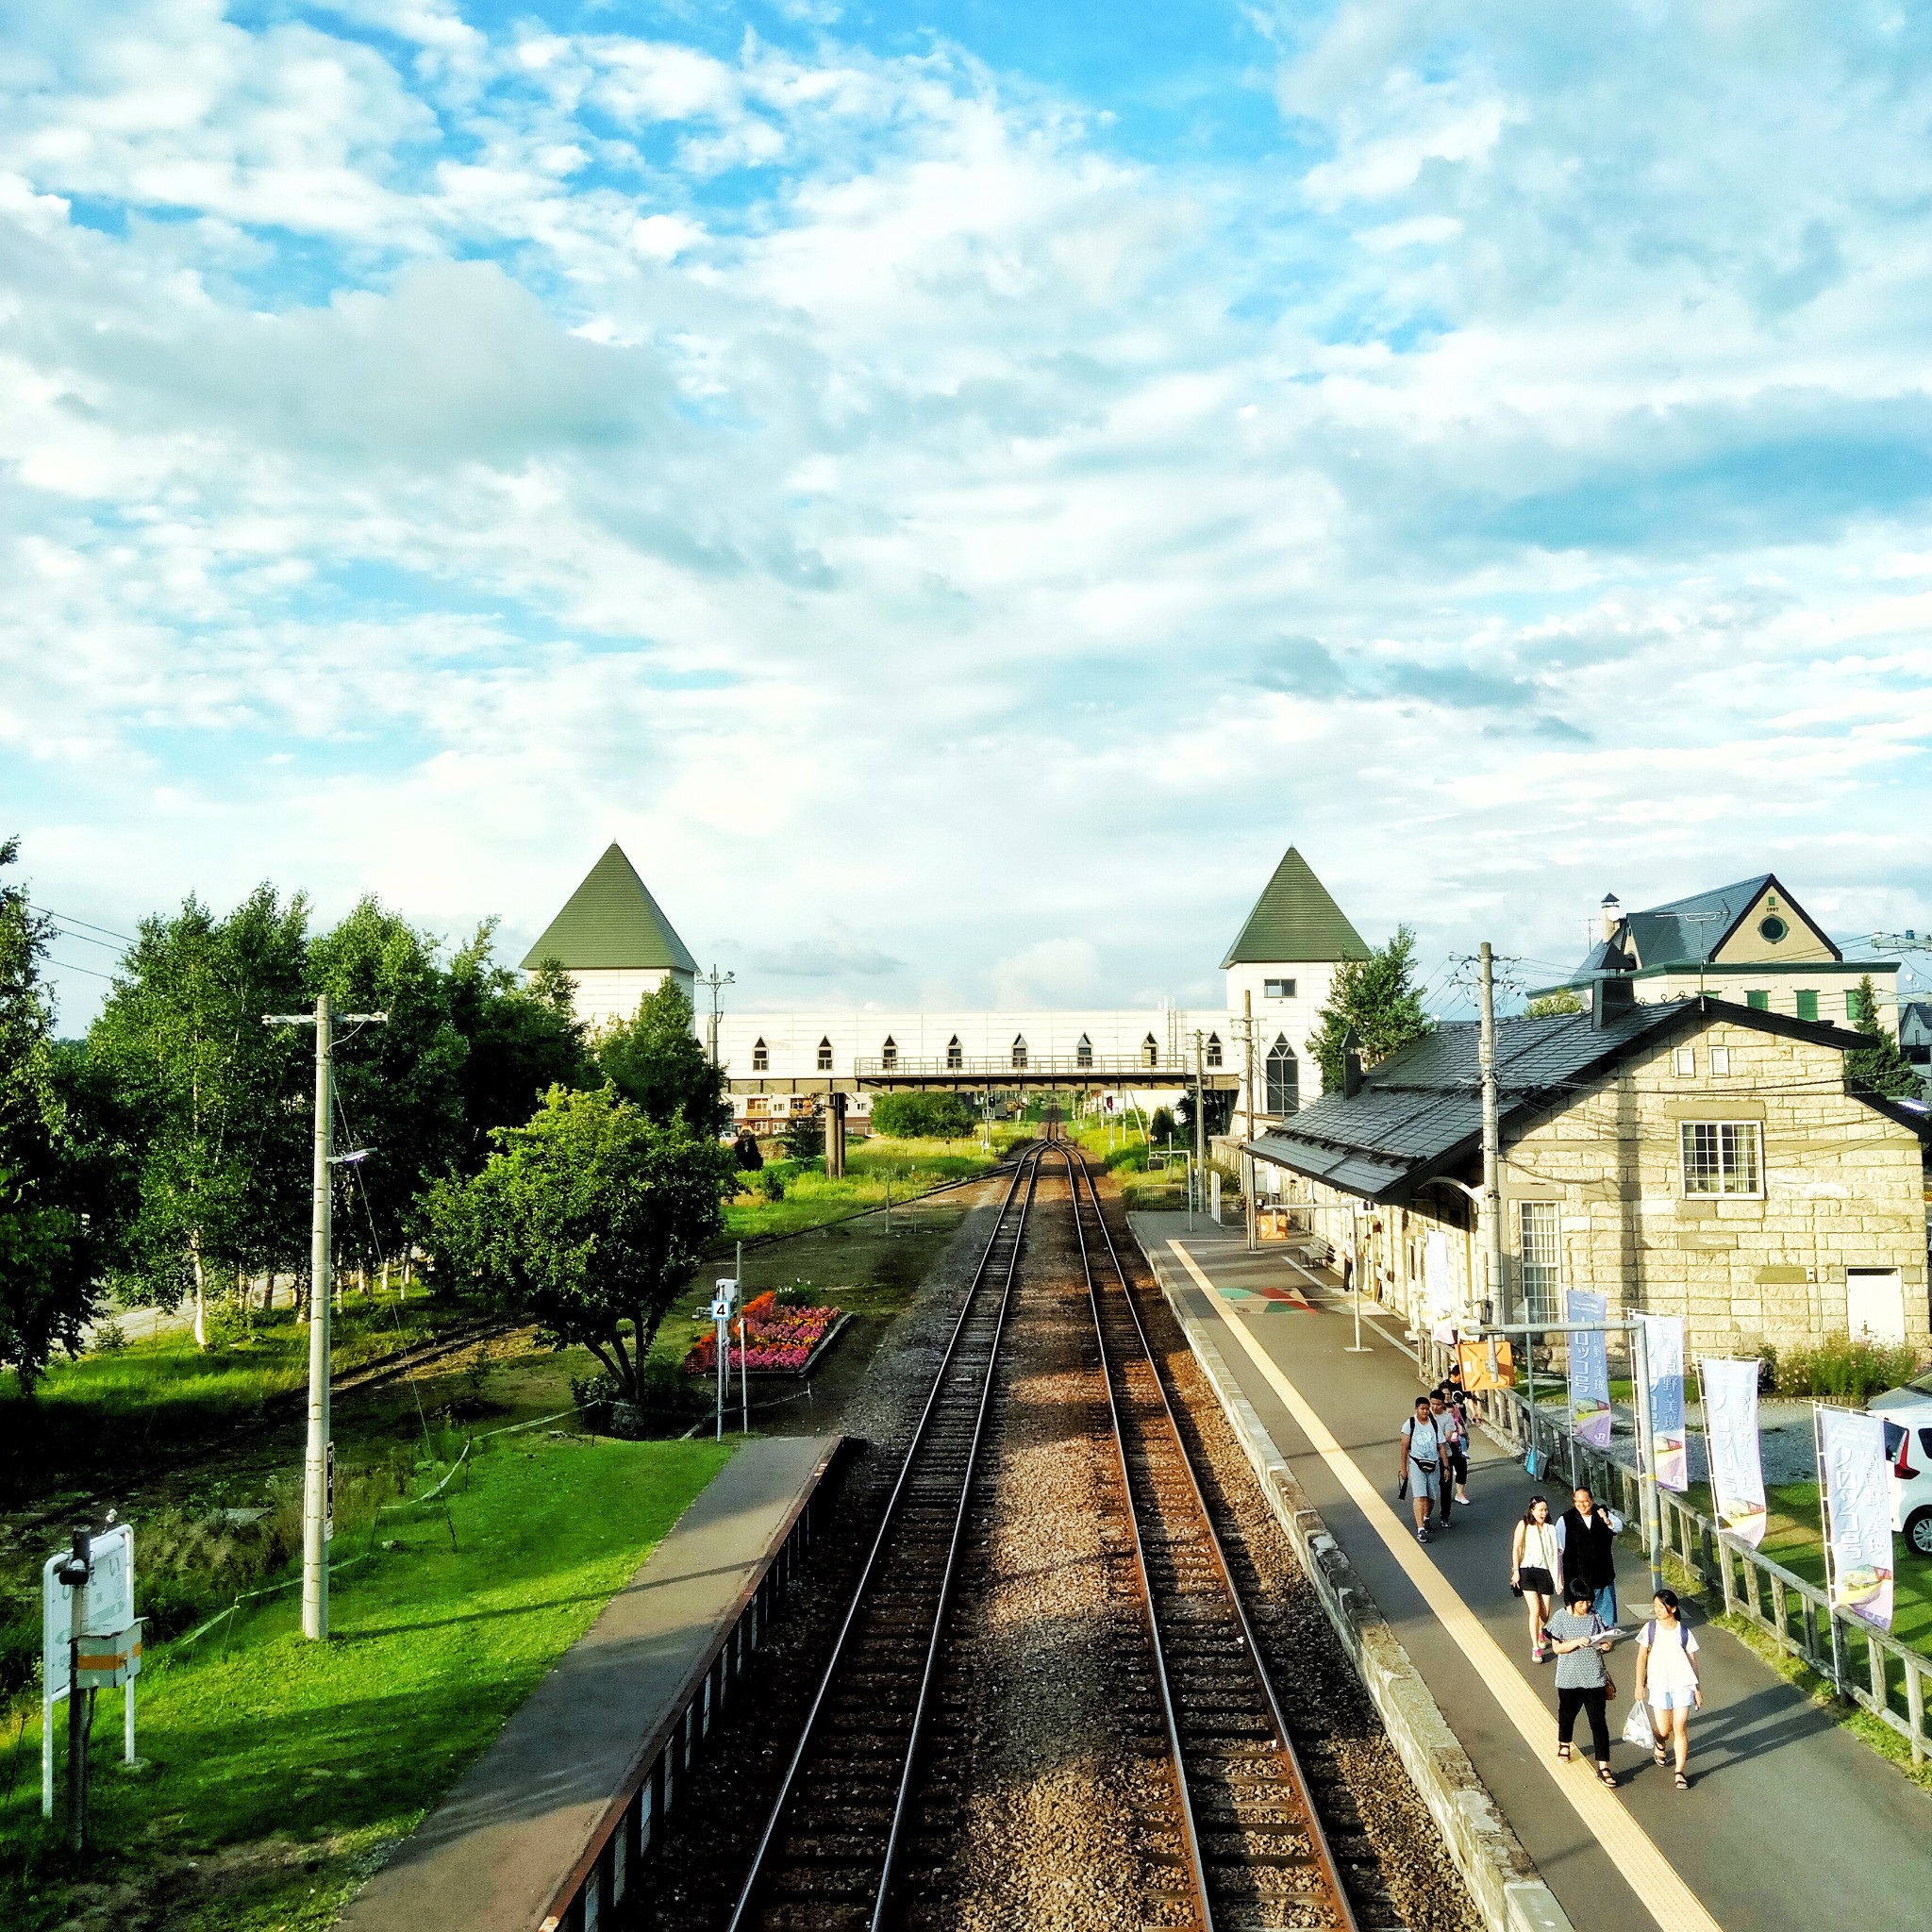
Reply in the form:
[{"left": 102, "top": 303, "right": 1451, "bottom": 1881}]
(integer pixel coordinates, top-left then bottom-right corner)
[{"left": 1146, "top": 1261, "right": 1573, "bottom": 1932}]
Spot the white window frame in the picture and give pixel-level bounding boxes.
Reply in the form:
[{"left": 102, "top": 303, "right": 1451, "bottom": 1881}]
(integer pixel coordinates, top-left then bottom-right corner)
[
  {"left": 1673, "top": 1046, "right": 1695, "bottom": 1077},
  {"left": 1709, "top": 1044, "right": 1730, "bottom": 1076},
  {"left": 752, "top": 1038, "right": 768, "bottom": 1072},
  {"left": 816, "top": 1037, "right": 834, "bottom": 1072},
  {"left": 1517, "top": 1200, "right": 1561, "bottom": 1324},
  {"left": 1264, "top": 976, "right": 1297, "bottom": 999},
  {"left": 1206, "top": 1031, "right": 1223, "bottom": 1069},
  {"left": 1679, "top": 1120, "right": 1762, "bottom": 1198}
]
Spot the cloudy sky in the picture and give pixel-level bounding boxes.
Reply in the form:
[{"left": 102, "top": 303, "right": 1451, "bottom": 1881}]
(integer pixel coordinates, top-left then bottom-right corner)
[{"left": 5, "top": 1, "right": 1931, "bottom": 1028}]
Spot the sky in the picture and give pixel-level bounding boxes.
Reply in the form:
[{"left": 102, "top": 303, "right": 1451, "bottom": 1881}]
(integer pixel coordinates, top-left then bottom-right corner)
[{"left": 4, "top": 1, "right": 1932, "bottom": 1030}]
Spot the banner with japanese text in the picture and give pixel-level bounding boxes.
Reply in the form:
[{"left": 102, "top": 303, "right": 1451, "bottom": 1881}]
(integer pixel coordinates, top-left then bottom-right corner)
[
  {"left": 1638, "top": 1313, "right": 1689, "bottom": 1491},
  {"left": 1818, "top": 1406, "right": 1894, "bottom": 1633},
  {"left": 1699, "top": 1357, "right": 1767, "bottom": 1548},
  {"left": 1566, "top": 1290, "right": 1614, "bottom": 1450}
]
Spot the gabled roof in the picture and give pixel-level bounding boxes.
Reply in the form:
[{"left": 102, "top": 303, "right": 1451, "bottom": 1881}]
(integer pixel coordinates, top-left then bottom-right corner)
[
  {"left": 1221, "top": 848, "right": 1370, "bottom": 969},
  {"left": 1246, "top": 995, "right": 1924, "bottom": 1204},
  {"left": 519, "top": 844, "right": 698, "bottom": 974},
  {"left": 1552, "top": 874, "right": 1840, "bottom": 991}
]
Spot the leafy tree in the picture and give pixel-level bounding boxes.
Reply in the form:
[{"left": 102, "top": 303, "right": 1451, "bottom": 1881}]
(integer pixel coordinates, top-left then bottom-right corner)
[
  {"left": 1525, "top": 990, "right": 1583, "bottom": 1018},
  {"left": 595, "top": 980, "right": 730, "bottom": 1134},
  {"left": 0, "top": 839, "right": 132, "bottom": 1388},
  {"left": 1148, "top": 1105, "right": 1175, "bottom": 1145},
  {"left": 419, "top": 1085, "right": 734, "bottom": 1400},
  {"left": 446, "top": 933, "right": 592, "bottom": 1169},
  {"left": 1309, "top": 925, "right": 1432, "bottom": 1094},
  {"left": 307, "top": 898, "right": 471, "bottom": 1283},
  {"left": 870, "top": 1091, "right": 974, "bottom": 1139},
  {"left": 782, "top": 1108, "right": 824, "bottom": 1160},
  {"left": 1845, "top": 975, "right": 1922, "bottom": 1099},
  {"left": 89, "top": 885, "right": 309, "bottom": 1343}
]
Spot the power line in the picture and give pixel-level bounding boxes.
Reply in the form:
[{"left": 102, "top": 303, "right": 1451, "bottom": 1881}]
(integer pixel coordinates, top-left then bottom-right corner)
[
  {"left": 30, "top": 905, "right": 135, "bottom": 946},
  {"left": 47, "top": 956, "right": 118, "bottom": 982}
]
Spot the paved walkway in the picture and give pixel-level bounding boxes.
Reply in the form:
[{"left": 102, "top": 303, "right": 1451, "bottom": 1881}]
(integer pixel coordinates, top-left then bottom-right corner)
[
  {"left": 1131, "top": 1212, "right": 1932, "bottom": 1932},
  {"left": 341, "top": 1435, "right": 844, "bottom": 1932}
]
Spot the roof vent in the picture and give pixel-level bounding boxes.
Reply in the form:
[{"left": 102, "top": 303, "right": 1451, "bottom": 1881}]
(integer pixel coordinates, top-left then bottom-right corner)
[
  {"left": 1600, "top": 892, "right": 1622, "bottom": 943},
  {"left": 1592, "top": 974, "right": 1637, "bottom": 1031},
  {"left": 1341, "top": 1024, "right": 1364, "bottom": 1097}
]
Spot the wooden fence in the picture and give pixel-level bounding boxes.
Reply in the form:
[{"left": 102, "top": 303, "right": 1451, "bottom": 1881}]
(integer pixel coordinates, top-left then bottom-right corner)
[{"left": 1419, "top": 1337, "right": 1931, "bottom": 1767}]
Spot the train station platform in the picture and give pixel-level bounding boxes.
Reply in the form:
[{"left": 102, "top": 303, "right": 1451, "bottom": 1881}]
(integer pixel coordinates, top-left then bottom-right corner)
[
  {"left": 340, "top": 1434, "right": 846, "bottom": 1932},
  {"left": 1129, "top": 1212, "right": 1932, "bottom": 1932}
]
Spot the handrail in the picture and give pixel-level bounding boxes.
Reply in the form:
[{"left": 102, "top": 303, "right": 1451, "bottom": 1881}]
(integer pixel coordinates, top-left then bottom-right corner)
[{"left": 854, "top": 1054, "right": 1212, "bottom": 1077}]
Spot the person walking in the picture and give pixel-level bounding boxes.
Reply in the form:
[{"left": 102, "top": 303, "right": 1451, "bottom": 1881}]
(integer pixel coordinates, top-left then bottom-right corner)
[
  {"left": 1510, "top": 1495, "right": 1563, "bottom": 1660},
  {"left": 1398, "top": 1395, "right": 1445, "bottom": 1544},
  {"left": 1432, "top": 1385, "right": 1473, "bottom": 1513},
  {"left": 1557, "top": 1484, "right": 1624, "bottom": 1627},
  {"left": 1545, "top": 1576, "right": 1618, "bottom": 1786},
  {"left": 1635, "top": 1589, "right": 1702, "bottom": 1789}
]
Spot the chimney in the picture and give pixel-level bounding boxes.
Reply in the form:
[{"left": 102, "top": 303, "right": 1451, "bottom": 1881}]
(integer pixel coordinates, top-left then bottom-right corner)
[
  {"left": 1341, "top": 1025, "right": 1364, "bottom": 1097},
  {"left": 1600, "top": 892, "right": 1622, "bottom": 944},
  {"left": 1592, "top": 974, "right": 1637, "bottom": 1031}
]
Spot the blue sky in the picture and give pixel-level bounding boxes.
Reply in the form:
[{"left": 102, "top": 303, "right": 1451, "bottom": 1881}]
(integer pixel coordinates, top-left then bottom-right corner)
[{"left": 3, "top": 0, "right": 1931, "bottom": 1026}]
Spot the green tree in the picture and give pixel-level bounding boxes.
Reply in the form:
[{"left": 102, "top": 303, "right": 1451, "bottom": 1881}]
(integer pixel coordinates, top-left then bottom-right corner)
[
  {"left": 90, "top": 885, "right": 310, "bottom": 1343},
  {"left": 596, "top": 980, "right": 730, "bottom": 1134},
  {"left": 1309, "top": 925, "right": 1432, "bottom": 1094},
  {"left": 446, "top": 935, "right": 592, "bottom": 1167},
  {"left": 1845, "top": 976, "right": 1921, "bottom": 1099},
  {"left": 1525, "top": 990, "right": 1583, "bottom": 1018},
  {"left": 419, "top": 1085, "right": 733, "bottom": 1400},
  {"left": 782, "top": 1108, "right": 824, "bottom": 1160},
  {"left": 870, "top": 1091, "right": 974, "bottom": 1139},
  {"left": 1148, "top": 1105, "right": 1175, "bottom": 1145}
]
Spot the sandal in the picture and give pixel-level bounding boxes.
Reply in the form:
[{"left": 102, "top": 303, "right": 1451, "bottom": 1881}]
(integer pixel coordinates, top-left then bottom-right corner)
[
  {"left": 1653, "top": 1744, "right": 1668, "bottom": 1766},
  {"left": 1598, "top": 1765, "right": 1617, "bottom": 1788},
  {"left": 1674, "top": 1772, "right": 1690, "bottom": 1790},
  {"left": 1556, "top": 1743, "right": 1571, "bottom": 1762}
]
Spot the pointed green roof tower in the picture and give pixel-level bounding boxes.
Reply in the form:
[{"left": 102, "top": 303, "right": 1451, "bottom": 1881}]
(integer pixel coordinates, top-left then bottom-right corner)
[
  {"left": 520, "top": 844, "right": 699, "bottom": 974},
  {"left": 1221, "top": 848, "right": 1369, "bottom": 968}
]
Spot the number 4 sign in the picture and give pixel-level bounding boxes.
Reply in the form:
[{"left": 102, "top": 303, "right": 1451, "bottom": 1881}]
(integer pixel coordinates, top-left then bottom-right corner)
[{"left": 42, "top": 1524, "right": 142, "bottom": 1818}]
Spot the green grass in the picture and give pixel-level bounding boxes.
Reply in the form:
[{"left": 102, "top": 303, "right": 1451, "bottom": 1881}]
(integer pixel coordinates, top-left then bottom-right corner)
[
  {"left": 0, "top": 1431, "right": 731, "bottom": 1932},
  {"left": 723, "top": 1137, "right": 1000, "bottom": 1241}
]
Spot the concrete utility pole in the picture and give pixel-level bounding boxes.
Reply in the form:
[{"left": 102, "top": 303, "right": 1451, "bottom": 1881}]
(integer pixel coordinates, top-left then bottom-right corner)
[
  {"left": 1241, "top": 990, "right": 1257, "bottom": 1141},
  {"left": 1191, "top": 1028, "right": 1207, "bottom": 1210},
  {"left": 1477, "top": 943, "right": 1504, "bottom": 1327},
  {"left": 263, "top": 994, "right": 387, "bottom": 1641},
  {"left": 696, "top": 964, "right": 735, "bottom": 1067}
]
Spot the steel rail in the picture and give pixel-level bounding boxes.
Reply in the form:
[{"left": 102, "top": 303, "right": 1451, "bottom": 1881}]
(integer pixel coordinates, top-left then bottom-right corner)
[
  {"left": 724, "top": 1143, "right": 1045, "bottom": 1932},
  {"left": 1063, "top": 1144, "right": 1360, "bottom": 1932}
]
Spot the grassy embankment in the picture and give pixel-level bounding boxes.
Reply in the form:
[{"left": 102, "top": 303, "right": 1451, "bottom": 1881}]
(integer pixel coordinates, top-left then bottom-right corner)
[
  {"left": 0, "top": 1428, "right": 730, "bottom": 1932},
  {"left": 1061, "top": 1116, "right": 1187, "bottom": 1209},
  {"left": 722, "top": 1135, "right": 1003, "bottom": 1242}
]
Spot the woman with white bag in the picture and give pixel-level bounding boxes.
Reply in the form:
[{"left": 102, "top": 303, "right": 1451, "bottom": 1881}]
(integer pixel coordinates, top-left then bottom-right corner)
[{"left": 1634, "top": 1588, "right": 1703, "bottom": 1789}]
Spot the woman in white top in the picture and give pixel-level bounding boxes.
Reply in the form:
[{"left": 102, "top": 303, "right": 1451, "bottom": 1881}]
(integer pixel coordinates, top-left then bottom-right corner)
[
  {"left": 1634, "top": 1587, "right": 1703, "bottom": 1788},
  {"left": 1509, "top": 1495, "right": 1563, "bottom": 1661}
]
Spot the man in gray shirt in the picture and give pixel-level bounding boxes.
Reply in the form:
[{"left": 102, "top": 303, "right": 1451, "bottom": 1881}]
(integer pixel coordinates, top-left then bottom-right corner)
[{"left": 1545, "top": 1576, "right": 1618, "bottom": 1785}]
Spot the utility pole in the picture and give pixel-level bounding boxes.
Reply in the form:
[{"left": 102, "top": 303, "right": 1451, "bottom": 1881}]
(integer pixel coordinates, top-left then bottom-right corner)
[
  {"left": 1191, "top": 1027, "right": 1207, "bottom": 1213},
  {"left": 696, "top": 964, "right": 735, "bottom": 1067},
  {"left": 1477, "top": 944, "right": 1504, "bottom": 1329},
  {"left": 1241, "top": 990, "right": 1257, "bottom": 1141},
  {"left": 263, "top": 995, "right": 386, "bottom": 1641}
]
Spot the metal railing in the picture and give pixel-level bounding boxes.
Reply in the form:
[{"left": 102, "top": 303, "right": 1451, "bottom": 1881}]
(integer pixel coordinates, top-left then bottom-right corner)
[
  {"left": 1414, "top": 1335, "right": 1932, "bottom": 1768},
  {"left": 538, "top": 1446, "right": 850, "bottom": 1932},
  {"left": 853, "top": 1054, "right": 1214, "bottom": 1078}
]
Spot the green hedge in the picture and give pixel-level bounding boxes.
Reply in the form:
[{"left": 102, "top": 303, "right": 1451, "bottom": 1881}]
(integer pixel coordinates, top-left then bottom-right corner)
[{"left": 870, "top": 1091, "right": 976, "bottom": 1139}]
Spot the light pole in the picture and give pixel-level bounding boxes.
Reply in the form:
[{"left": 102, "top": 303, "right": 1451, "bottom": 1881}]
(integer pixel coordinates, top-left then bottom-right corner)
[{"left": 696, "top": 963, "right": 736, "bottom": 1067}]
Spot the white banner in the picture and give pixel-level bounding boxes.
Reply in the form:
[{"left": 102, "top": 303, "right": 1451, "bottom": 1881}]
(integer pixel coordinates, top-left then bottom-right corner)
[
  {"left": 1567, "top": 1290, "right": 1613, "bottom": 1450},
  {"left": 1700, "top": 1357, "right": 1767, "bottom": 1548},
  {"left": 1638, "top": 1314, "right": 1689, "bottom": 1492},
  {"left": 1818, "top": 1407, "right": 1894, "bottom": 1633},
  {"left": 1425, "top": 1229, "right": 1457, "bottom": 1342}
]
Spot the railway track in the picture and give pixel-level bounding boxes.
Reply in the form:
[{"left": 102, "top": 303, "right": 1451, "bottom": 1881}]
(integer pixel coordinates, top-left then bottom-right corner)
[{"left": 716, "top": 1133, "right": 1383, "bottom": 1932}]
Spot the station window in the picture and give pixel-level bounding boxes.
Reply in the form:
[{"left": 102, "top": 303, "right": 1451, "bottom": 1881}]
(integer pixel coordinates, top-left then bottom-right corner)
[
  {"left": 1207, "top": 1032, "right": 1223, "bottom": 1069},
  {"left": 881, "top": 1035, "right": 897, "bottom": 1070},
  {"left": 752, "top": 1038, "right": 768, "bottom": 1073},
  {"left": 816, "top": 1037, "right": 834, "bottom": 1072},
  {"left": 946, "top": 1035, "right": 962, "bottom": 1069},
  {"left": 1709, "top": 1045, "right": 1731, "bottom": 1075},
  {"left": 1264, "top": 977, "right": 1297, "bottom": 999},
  {"left": 1265, "top": 1034, "right": 1299, "bottom": 1115},
  {"left": 1141, "top": 1033, "right": 1158, "bottom": 1068},
  {"left": 1076, "top": 1034, "right": 1093, "bottom": 1069},
  {"left": 1795, "top": 990, "right": 1819, "bottom": 1023},
  {"left": 1518, "top": 1201, "right": 1561, "bottom": 1324},
  {"left": 1680, "top": 1121, "right": 1761, "bottom": 1197},
  {"left": 1673, "top": 1047, "right": 1695, "bottom": 1077},
  {"left": 1011, "top": 1035, "right": 1028, "bottom": 1070}
]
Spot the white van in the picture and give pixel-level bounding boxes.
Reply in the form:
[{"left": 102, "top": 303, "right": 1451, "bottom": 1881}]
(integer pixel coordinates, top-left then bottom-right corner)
[{"left": 1872, "top": 1386, "right": 1932, "bottom": 1559}]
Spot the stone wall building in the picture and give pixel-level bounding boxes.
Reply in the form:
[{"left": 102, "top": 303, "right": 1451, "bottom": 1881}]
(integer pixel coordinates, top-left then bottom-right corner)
[{"left": 1247, "top": 992, "right": 1930, "bottom": 1356}]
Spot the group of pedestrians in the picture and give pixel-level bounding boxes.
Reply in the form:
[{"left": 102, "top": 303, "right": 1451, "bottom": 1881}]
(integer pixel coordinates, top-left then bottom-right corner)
[{"left": 1396, "top": 1378, "right": 1473, "bottom": 1543}]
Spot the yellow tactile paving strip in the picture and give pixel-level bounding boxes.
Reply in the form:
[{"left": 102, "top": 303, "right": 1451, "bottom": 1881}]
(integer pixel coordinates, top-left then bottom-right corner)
[{"left": 1167, "top": 1241, "right": 1724, "bottom": 1932}]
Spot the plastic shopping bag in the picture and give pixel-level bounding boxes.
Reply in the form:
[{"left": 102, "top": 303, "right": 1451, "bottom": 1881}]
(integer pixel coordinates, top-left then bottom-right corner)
[{"left": 1621, "top": 1699, "right": 1657, "bottom": 1751}]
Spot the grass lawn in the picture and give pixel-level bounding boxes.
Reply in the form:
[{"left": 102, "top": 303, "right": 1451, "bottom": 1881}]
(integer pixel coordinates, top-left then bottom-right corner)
[
  {"left": 0, "top": 1430, "right": 731, "bottom": 1932},
  {"left": 722, "top": 1136, "right": 1001, "bottom": 1242}
]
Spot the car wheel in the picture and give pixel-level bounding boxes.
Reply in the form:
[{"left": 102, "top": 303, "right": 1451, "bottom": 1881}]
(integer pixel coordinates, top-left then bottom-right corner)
[{"left": 1907, "top": 1507, "right": 1932, "bottom": 1559}]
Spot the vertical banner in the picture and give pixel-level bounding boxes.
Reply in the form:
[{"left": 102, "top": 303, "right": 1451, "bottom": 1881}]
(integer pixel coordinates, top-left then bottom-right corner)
[
  {"left": 1638, "top": 1313, "right": 1689, "bottom": 1491},
  {"left": 1566, "top": 1290, "right": 1613, "bottom": 1449},
  {"left": 1425, "top": 1229, "right": 1457, "bottom": 1342},
  {"left": 1700, "top": 1357, "right": 1767, "bottom": 1547},
  {"left": 1818, "top": 1406, "right": 1895, "bottom": 1633}
]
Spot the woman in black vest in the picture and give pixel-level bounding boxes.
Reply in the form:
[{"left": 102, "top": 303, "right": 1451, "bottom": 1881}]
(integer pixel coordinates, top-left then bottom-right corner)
[{"left": 1557, "top": 1484, "right": 1624, "bottom": 1627}]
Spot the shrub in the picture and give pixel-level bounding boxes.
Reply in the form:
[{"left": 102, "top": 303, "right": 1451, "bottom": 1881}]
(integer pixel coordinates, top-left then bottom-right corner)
[
  {"left": 870, "top": 1091, "right": 975, "bottom": 1140},
  {"left": 1148, "top": 1106, "right": 1174, "bottom": 1146},
  {"left": 1774, "top": 1336, "right": 1920, "bottom": 1406},
  {"left": 782, "top": 1112, "right": 824, "bottom": 1160},
  {"left": 89, "top": 1318, "right": 127, "bottom": 1354}
]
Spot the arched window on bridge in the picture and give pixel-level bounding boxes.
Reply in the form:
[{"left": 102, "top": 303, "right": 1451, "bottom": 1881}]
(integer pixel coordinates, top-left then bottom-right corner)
[
  {"left": 1141, "top": 1033, "right": 1158, "bottom": 1068},
  {"left": 946, "top": 1035, "right": 962, "bottom": 1069},
  {"left": 1011, "top": 1035, "right": 1028, "bottom": 1070},
  {"left": 1266, "top": 1034, "right": 1299, "bottom": 1115},
  {"left": 1076, "top": 1034, "right": 1092, "bottom": 1069},
  {"left": 817, "top": 1036, "right": 834, "bottom": 1072},
  {"left": 881, "top": 1035, "right": 897, "bottom": 1070},
  {"left": 1206, "top": 1032, "right": 1223, "bottom": 1069},
  {"left": 752, "top": 1037, "right": 768, "bottom": 1072}
]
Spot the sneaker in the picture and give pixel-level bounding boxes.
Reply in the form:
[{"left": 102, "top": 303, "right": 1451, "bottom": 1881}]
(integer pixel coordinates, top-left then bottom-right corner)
[
  {"left": 1417, "top": 1525, "right": 1431, "bottom": 1544},
  {"left": 1457, "top": 1493, "right": 1474, "bottom": 1506},
  {"left": 1533, "top": 1643, "right": 1546, "bottom": 1663}
]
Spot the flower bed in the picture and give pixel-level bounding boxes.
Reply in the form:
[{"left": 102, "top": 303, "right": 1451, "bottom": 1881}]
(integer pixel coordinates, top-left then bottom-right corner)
[{"left": 683, "top": 1291, "right": 843, "bottom": 1376}]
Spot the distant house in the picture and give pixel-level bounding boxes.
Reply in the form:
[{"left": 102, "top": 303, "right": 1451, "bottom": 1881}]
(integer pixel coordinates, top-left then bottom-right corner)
[
  {"left": 1537, "top": 874, "right": 1902, "bottom": 1034},
  {"left": 1244, "top": 991, "right": 1931, "bottom": 1357},
  {"left": 1902, "top": 1002, "right": 1932, "bottom": 1093},
  {"left": 519, "top": 843, "right": 698, "bottom": 1030}
]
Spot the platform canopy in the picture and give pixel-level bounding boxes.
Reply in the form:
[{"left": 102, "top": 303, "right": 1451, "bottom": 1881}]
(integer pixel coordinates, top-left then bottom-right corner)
[
  {"left": 1221, "top": 847, "right": 1370, "bottom": 969},
  {"left": 519, "top": 843, "right": 698, "bottom": 974}
]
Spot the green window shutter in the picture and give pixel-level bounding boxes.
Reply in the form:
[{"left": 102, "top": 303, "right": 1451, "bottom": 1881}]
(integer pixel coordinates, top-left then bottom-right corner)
[
  {"left": 1795, "top": 990, "right": 1818, "bottom": 1022},
  {"left": 1845, "top": 991, "right": 1859, "bottom": 1020},
  {"left": 1746, "top": 990, "right": 1770, "bottom": 1011}
]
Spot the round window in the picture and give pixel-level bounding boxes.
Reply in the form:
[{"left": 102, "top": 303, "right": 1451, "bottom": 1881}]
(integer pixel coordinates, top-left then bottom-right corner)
[{"left": 1758, "top": 914, "right": 1788, "bottom": 943}]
